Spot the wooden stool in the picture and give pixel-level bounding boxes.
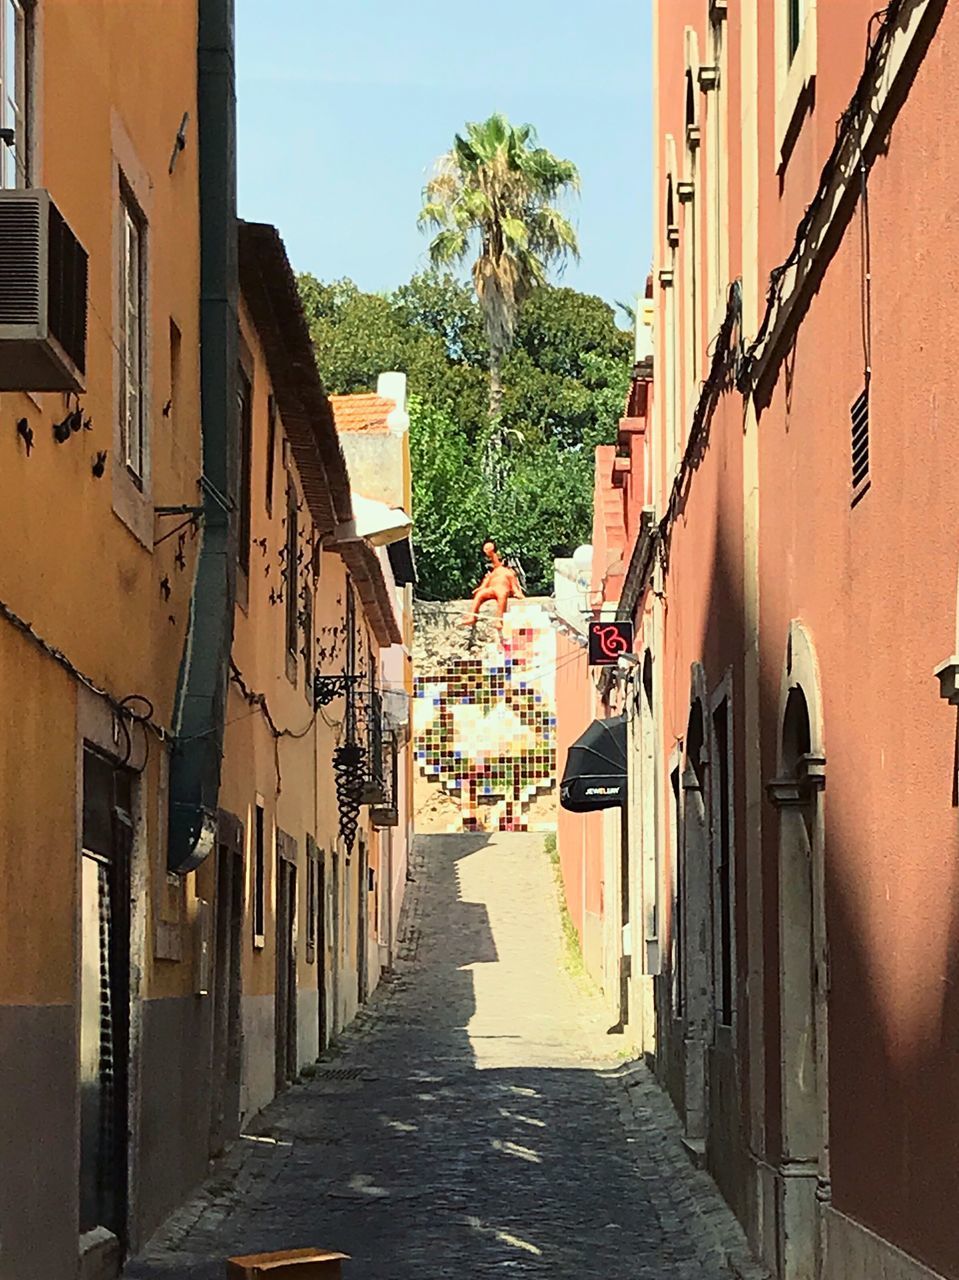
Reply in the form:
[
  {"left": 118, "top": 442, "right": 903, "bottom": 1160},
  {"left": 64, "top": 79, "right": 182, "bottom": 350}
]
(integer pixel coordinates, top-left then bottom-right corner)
[{"left": 226, "top": 1249, "right": 349, "bottom": 1278}]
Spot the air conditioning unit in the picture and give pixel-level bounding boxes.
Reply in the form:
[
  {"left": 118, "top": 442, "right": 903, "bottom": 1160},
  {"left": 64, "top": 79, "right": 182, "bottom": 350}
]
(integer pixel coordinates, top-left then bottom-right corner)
[{"left": 0, "top": 189, "right": 88, "bottom": 391}]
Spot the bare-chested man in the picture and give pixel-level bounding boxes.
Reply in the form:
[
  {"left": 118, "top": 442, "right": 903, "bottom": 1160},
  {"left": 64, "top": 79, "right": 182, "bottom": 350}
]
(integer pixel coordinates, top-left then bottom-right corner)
[{"left": 462, "top": 540, "right": 524, "bottom": 629}]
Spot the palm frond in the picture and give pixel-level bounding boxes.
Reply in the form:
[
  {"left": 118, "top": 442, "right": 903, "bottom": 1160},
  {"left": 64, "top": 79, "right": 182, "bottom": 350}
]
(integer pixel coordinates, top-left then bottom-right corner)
[
  {"left": 418, "top": 112, "right": 581, "bottom": 409},
  {"left": 429, "top": 228, "right": 469, "bottom": 266}
]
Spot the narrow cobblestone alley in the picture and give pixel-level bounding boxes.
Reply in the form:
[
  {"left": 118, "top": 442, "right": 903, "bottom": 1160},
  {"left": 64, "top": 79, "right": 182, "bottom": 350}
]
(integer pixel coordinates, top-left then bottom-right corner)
[{"left": 125, "top": 835, "right": 757, "bottom": 1279}]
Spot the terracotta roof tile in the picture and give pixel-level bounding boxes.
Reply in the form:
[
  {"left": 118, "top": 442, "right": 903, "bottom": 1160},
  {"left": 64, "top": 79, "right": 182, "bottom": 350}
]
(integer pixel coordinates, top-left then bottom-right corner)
[{"left": 329, "top": 393, "right": 396, "bottom": 433}]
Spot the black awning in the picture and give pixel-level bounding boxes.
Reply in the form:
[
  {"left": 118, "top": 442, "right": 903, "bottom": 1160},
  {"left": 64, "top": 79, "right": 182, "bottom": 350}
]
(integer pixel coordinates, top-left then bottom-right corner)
[
  {"left": 560, "top": 714, "right": 627, "bottom": 812},
  {"left": 387, "top": 536, "right": 417, "bottom": 587}
]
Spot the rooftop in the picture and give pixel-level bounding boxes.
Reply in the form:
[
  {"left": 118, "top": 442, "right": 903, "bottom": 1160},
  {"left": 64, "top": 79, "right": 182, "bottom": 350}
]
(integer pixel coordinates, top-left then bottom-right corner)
[{"left": 330, "top": 392, "right": 398, "bottom": 434}]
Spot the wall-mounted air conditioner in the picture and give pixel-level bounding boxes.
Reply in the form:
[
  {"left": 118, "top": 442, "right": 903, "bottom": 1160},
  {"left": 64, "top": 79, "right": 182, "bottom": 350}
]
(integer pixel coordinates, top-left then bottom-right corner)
[{"left": 0, "top": 189, "right": 88, "bottom": 391}]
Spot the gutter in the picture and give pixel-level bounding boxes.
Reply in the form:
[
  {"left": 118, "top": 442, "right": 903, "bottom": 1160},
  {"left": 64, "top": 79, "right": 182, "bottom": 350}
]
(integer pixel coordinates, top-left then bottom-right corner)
[{"left": 167, "top": 0, "right": 238, "bottom": 873}]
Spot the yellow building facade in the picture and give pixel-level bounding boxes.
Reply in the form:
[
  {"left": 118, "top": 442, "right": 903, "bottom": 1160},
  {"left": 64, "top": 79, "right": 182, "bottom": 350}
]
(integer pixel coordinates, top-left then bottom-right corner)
[{"left": 0, "top": 5, "right": 411, "bottom": 1277}]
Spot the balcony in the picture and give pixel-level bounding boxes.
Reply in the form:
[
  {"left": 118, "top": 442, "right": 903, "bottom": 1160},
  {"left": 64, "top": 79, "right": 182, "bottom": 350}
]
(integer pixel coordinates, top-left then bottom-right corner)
[
  {"left": 314, "top": 671, "right": 400, "bottom": 828},
  {"left": 354, "top": 687, "right": 398, "bottom": 825}
]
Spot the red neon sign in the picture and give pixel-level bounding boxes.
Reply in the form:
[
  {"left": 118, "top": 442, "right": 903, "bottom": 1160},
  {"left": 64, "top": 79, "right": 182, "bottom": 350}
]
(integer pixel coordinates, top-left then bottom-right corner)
[{"left": 588, "top": 620, "right": 634, "bottom": 666}]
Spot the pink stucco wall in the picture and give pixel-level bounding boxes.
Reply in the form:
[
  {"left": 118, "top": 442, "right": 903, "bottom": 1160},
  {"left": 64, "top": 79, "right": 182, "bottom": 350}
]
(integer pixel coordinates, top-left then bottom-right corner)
[
  {"left": 756, "top": 5, "right": 959, "bottom": 1267},
  {"left": 644, "top": 0, "right": 959, "bottom": 1272}
]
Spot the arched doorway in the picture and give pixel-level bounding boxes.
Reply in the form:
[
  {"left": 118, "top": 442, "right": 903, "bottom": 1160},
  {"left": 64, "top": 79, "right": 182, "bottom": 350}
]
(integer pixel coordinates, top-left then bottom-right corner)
[{"left": 767, "top": 622, "right": 829, "bottom": 1280}]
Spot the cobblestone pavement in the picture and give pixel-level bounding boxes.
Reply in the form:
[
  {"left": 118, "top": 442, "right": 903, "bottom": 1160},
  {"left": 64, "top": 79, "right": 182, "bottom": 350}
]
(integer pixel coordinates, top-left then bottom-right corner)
[{"left": 125, "top": 833, "right": 763, "bottom": 1279}]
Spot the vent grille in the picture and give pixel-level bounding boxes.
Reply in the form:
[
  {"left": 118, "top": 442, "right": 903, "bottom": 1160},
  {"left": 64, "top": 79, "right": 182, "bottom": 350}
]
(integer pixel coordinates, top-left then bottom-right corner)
[
  {"left": 850, "top": 388, "right": 869, "bottom": 491},
  {"left": 314, "top": 1066, "right": 365, "bottom": 1081},
  {"left": 0, "top": 196, "right": 42, "bottom": 324},
  {"left": 47, "top": 199, "right": 88, "bottom": 374}
]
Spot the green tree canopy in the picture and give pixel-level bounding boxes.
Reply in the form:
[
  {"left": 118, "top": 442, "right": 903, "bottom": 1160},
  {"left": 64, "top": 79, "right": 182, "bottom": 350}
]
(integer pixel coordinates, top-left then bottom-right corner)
[{"left": 298, "top": 269, "right": 632, "bottom": 597}]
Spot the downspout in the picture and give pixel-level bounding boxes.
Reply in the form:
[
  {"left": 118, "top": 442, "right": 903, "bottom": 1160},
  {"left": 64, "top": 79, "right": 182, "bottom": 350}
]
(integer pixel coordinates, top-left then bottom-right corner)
[{"left": 168, "top": 0, "right": 238, "bottom": 872}]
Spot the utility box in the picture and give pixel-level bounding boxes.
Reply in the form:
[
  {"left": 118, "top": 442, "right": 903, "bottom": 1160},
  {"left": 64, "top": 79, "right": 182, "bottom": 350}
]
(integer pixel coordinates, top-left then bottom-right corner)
[
  {"left": 226, "top": 1251, "right": 349, "bottom": 1279},
  {"left": 0, "top": 189, "right": 88, "bottom": 391}
]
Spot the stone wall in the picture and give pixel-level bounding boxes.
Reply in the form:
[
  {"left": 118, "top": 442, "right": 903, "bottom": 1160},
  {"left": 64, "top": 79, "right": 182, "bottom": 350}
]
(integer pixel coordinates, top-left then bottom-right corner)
[{"left": 413, "top": 600, "right": 559, "bottom": 834}]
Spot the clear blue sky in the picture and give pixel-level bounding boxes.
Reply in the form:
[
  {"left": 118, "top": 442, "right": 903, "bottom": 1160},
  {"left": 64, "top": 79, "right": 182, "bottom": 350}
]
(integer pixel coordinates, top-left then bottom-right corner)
[{"left": 235, "top": 0, "right": 652, "bottom": 310}]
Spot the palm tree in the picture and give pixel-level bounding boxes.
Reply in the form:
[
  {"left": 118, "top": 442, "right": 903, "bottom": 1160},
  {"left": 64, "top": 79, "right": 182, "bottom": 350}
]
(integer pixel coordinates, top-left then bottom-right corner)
[{"left": 419, "top": 114, "right": 580, "bottom": 428}]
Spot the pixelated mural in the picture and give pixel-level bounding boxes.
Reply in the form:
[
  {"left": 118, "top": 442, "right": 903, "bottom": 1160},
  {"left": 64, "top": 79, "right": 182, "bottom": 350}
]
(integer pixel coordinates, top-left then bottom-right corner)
[{"left": 413, "top": 601, "right": 558, "bottom": 833}]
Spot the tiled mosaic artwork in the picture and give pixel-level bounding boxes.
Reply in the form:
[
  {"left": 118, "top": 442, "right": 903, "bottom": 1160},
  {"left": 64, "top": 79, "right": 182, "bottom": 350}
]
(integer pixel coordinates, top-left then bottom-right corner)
[{"left": 414, "top": 602, "right": 557, "bottom": 833}]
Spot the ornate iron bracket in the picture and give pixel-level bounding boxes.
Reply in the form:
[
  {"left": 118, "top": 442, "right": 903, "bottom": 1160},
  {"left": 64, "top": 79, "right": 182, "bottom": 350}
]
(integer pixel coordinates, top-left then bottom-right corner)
[{"left": 313, "top": 671, "right": 361, "bottom": 709}]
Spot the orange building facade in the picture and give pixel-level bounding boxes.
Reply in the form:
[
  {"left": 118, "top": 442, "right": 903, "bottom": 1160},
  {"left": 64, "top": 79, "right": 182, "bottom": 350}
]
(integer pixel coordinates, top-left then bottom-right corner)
[
  {"left": 0, "top": 5, "right": 411, "bottom": 1277},
  {"left": 559, "top": 3, "right": 959, "bottom": 1278}
]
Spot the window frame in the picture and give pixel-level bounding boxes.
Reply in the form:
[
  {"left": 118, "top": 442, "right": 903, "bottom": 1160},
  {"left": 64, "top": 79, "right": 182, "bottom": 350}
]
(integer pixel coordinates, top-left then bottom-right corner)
[
  {"left": 301, "top": 581, "right": 313, "bottom": 694},
  {"left": 775, "top": 0, "right": 817, "bottom": 169},
  {"left": 168, "top": 318, "right": 182, "bottom": 433},
  {"left": 119, "top": 183, "right": 146, "bottom": 486},
  {"left": 252, "top": 800, "right": 266, "bottom": 949},
  {"left": 709, "top": 671, "right": 736, "bottom": 1031},
  {"left": 265, "top": 393, "right": 277, "bottom": 517},
  {"left": 284, "top": 480, "right": 299, "bottom": 682},
  {"left": 305, "top": 837, "right": 318, "bottom": 965},
  {"left": 705, "top": 9, "right": 729, "bottom": 326},
  {"left": 0, "top": 0, "right": 29, "bottom": 190},
  {"left": 669, "top": 753, "right": 684, "bottom": 1019},
  {"left": 788, "top": 0, "right": 803, "bottom": 62},
  {"left": 237, "top": 365, "right": 253, "bottom": 576}
]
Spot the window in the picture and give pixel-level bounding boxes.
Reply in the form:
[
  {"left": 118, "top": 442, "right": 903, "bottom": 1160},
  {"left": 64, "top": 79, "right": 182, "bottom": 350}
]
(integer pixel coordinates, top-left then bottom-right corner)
[
  {"left": 640, "top": 653, "right": 661, "bottom": 975},
  {"left": 253, "top": 801, "right": 266, "bottom": 947},
  {"left": 237, "top": 368, "right": 252, "bottom": 574},
  {"left": 265, "top": 394, "right": 277, "bottom": 516},
  {"left": 285, "top": 483, "right": 298, "bottom": 663},
  {"left": 706, "top": 16, "right": 728, "bottom": 316},
  {"left": 80, "top": 747, "right": 133, "bottom": 1237},
  {"left": 712, "top": 697, "right": 734, "bottom": 1026},
  {"left": 788, "top": 0, "right": 804, "bottom": 62},
  {"left": 0, "top": 0, "right": 28, "bottom": 189},
  {"left": 345, "top": 578, "right": 358, "bottom": 740},
  {"left": 302, "top": 583, "right": 313, "bottom": 689},
  {"left": 305, "top": 837, "right": 317, "bottom": 965},
  {"left": 120, "top": 188, "right": 146, "bottom": 483},
  {"left": 666, "top": 175, "right": 678, "bottom": 248},
  {"left": 670, "top": 757, "right": 686, "bottom": 1018},
  {"left": 776, "top": 0, "right": 816, "bottom": 167},
  {"left": 684, "top": 69, "right": 697, "bottom": 145},
  {"left": 168, "top": 319, "right": 181, "bottom": 432}
]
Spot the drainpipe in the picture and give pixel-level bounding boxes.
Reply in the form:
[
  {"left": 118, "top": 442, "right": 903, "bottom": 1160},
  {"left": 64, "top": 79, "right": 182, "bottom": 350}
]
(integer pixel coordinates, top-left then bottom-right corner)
[{"left": 167, "top": 0, "right": 238, "bottom": 872}]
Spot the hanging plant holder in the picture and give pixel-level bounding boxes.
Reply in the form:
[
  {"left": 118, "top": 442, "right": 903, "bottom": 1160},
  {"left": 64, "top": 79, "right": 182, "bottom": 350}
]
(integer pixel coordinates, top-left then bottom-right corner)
[{"left": 333, "top": 742, "right": 366, "bottom": 856}]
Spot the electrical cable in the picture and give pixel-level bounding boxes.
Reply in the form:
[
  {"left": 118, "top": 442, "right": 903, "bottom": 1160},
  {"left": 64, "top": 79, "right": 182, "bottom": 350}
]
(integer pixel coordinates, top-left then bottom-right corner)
[
  {"left": 0, "top": 597, "right": 170, "bottom": 771},
  {"left": 738, "top": 2, "right": 903, "bottom": 390},
  {"left": 228, "top": 659, "right": 318, "bottom": 741}
]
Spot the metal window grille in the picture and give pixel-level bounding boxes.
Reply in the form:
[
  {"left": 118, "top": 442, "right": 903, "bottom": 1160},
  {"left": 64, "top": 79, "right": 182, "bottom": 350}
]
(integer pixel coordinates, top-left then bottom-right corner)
[{"left": 851, "top": 387, "right": 869, "bottom": 492}]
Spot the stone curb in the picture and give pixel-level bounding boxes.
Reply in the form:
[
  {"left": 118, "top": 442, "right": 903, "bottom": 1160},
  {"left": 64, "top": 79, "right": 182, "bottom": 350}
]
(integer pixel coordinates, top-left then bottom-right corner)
[{"left": 607, "top": 1061, "right": 772, "bottom": 1280}]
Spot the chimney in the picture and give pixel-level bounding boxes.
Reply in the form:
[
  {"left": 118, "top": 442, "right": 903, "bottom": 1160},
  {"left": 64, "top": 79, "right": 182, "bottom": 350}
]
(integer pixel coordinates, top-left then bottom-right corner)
[
  {"left": 377, "top": 371, "right": 407, "bottom": 412},
  {"left": 376, "top": 371, "right": 409, "bottom": 435}
]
